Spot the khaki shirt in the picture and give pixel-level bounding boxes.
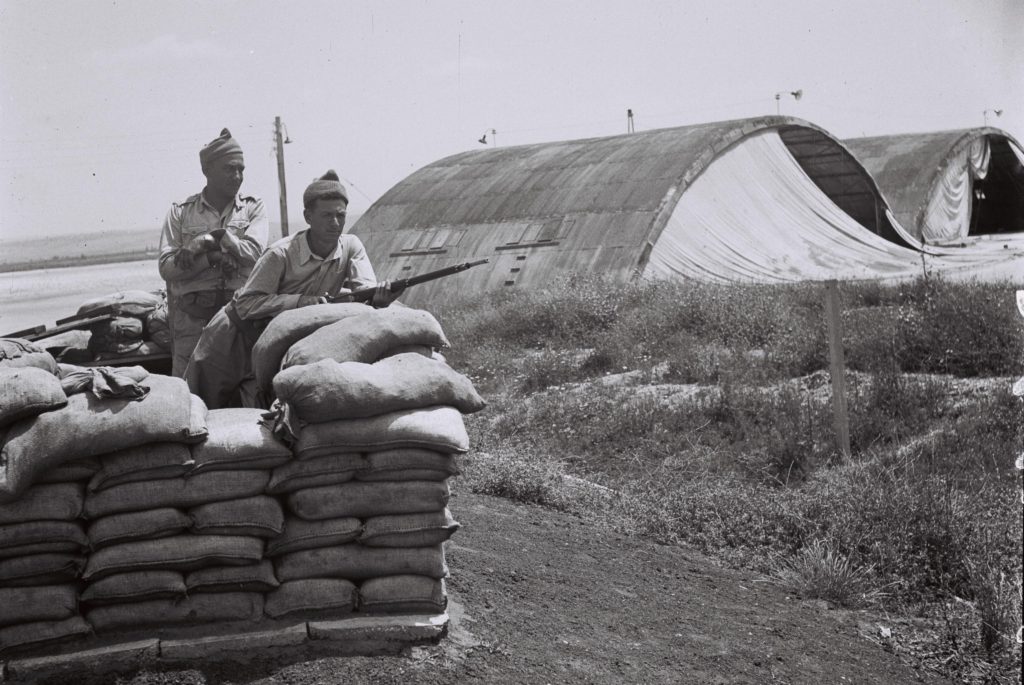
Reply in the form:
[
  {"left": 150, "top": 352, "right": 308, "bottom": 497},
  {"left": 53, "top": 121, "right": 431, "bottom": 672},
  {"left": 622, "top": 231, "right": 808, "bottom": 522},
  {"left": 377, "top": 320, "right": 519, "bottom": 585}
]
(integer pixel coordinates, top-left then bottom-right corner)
[
  {"left": 232, "top": 230, "right": 377, "bottom": 320},
  {"left": 158, "top": 191, "right": 269, "bottom": 296}
]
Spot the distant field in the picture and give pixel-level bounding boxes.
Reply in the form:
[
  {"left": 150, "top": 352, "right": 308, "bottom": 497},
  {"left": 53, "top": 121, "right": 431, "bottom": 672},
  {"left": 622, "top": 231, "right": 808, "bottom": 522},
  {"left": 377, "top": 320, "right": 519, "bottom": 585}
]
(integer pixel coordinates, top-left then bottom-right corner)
[{"left": 0, "top": 221, "right": 297, "bottom": 272}]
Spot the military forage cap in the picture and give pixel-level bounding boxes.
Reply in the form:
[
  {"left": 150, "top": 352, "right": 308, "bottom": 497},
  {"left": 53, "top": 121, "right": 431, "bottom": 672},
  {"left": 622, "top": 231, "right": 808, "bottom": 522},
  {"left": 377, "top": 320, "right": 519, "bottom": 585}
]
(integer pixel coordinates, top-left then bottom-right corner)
[
  {"left": 199, "top": 128, "right": 243, "bottom": 168},
  {"left": 302, "top": 169, "right": 349, "bottom": 208}
]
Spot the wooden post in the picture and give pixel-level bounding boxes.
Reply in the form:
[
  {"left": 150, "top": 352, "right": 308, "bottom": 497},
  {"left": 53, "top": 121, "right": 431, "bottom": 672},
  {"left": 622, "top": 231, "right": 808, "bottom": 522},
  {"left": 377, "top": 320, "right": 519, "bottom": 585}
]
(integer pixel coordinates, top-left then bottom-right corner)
[
  {"left": 824, "top": 280, "right": 852, "bottom": 459},
  {"left": 274, "top": 116, "right": 289, "bottom": 238}
]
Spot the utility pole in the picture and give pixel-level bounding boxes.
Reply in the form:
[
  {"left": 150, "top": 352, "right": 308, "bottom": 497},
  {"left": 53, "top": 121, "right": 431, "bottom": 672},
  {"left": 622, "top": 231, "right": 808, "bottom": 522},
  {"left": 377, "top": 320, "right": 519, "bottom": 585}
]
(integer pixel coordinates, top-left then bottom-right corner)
[{"left": 274, "top": 116, "right": 290, "bottom": 237}]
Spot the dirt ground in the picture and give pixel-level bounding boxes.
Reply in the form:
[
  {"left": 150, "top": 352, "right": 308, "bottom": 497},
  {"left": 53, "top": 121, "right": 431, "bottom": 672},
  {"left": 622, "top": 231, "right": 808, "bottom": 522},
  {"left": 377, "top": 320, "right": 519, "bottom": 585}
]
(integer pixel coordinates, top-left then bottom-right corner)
[{"left": 56, "top": 490, "right": 953, "bottom": 685}]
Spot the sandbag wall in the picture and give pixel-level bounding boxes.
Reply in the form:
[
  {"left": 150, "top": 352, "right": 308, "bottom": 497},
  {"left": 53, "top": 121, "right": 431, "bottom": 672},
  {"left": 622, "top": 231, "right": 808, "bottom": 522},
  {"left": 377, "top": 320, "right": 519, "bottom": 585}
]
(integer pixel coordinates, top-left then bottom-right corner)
[
  {"left": 0, "top": 305, "right": 482, "bottom": 656},
  {"left": 259, "top": 304, "right": 483, "bottom": 619}
]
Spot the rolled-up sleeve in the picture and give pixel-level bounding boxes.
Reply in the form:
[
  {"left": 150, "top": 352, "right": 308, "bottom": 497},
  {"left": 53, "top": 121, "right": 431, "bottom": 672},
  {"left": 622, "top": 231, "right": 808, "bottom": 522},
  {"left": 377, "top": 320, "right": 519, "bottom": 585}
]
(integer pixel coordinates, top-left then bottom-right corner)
[
  {"left": 236, "top": 199, "right": 269, "bottom": 269},
  {"left": 158, "top": 205, "right": 211, "bottom": 282},
  {"left": 231, "top": 250, "right": 304, "bottom": 320}
]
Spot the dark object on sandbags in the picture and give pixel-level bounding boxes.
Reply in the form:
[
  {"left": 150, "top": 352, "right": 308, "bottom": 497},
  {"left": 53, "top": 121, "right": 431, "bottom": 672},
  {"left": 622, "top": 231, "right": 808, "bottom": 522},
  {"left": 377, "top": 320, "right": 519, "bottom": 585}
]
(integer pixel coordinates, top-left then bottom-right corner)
[
  {"left": 80, "top": 570, "right": 187, "bottom": 606},
  {"left": 145, "top": 303, "right": 171, "bottom": 351},
  {"left": 265, "top": 517, "right": 362, "bottom": 557},
  {"left": 0, "top": 375, "right": 207, "bottom": 503},
  {"left": 359, "top": 509, "right": 461, "bottom": 548},
  {"left": 287, "top": 481, "right": 449, "bottom": 520},
  {"left": 87, "top": 316, "right": 145, "bottom": 356},
  {"left": 275, "top": 543, "right": 448, "bottom": 582},
  {"left": 185, "top": 560, "right": 279, "bottom": 594},
  {"left": 294, "top": 406, "right": 470, "bottom": 458},
  {"left": 264, "top": 578, "right": 356, "bottom": 620},
  {"left": 274, "top": 353, "right": 485, "bottom": 423},
  {"left": 281, "top": 308, "right": 450, "bottom": 370},
  {"left": 252, "top": 303, "right": 369, "bottom": 397},
  {"left": 0, "top": 367, "right": 67, "bottom": 427},
  {"left": 0, "top": 338, "right": 58, "bottom": 375},
  {"left": 359, "top": 575, "right": 446, "bottom": 615},
  {"left": 86, "top": 592, "right": 263, "bottom": 633}
]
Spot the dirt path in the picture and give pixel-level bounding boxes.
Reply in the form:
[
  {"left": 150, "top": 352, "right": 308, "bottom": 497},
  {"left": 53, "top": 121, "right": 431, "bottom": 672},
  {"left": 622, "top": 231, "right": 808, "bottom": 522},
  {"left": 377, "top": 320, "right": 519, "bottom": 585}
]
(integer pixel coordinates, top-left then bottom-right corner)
[{"left": 86, "top": 491, "right": 948, "bottom": 685}]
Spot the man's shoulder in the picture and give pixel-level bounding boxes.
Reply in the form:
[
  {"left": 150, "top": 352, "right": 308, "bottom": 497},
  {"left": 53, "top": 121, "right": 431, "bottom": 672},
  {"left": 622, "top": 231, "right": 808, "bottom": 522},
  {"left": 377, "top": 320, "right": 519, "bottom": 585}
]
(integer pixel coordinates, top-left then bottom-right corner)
[
  {"left": 267, "top": 231, "right": 304, "bottom": 253},
  {"left": 238, "top": 193, "right": 263, "bottom": 205},
  {"left": 172, "top": 193, "right": 202, "bottom": 208}
]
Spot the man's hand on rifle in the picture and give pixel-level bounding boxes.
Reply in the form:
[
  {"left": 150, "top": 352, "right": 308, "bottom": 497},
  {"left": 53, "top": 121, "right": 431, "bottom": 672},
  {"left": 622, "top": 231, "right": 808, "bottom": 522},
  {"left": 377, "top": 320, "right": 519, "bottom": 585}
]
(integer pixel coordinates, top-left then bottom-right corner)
[
  {"left": 174, "top": 233, "right": 219, "bottom": 270},
  {"left": 370, "top": 281, "right": 399, "bottom": 308}
]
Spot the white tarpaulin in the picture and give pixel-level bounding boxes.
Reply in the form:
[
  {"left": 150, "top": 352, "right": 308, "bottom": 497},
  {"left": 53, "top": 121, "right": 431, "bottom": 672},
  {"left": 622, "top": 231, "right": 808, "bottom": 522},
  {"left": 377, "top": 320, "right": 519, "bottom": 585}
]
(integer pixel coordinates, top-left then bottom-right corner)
[
  {"left": 642, "top": 130, "right": 1022, "bottom": 283},
  {"left": 921, "top": 137, "right": 990, "bottom": 244}
]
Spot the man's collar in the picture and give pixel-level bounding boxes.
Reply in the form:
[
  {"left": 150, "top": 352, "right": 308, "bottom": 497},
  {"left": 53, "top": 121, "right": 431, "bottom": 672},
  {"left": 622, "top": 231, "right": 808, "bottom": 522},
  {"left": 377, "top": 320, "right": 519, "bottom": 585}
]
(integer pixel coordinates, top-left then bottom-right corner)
[
  {"left": 297, "top": 230, "right": 343, "bottom": 264},
  {"left": 199, "top": 189, "right": 243, "bottom": 213}
]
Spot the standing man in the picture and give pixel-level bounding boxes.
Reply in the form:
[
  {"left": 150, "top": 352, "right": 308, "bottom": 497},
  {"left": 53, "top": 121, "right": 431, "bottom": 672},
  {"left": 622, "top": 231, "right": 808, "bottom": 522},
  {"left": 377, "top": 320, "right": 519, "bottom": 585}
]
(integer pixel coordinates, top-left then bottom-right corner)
[
  {"left": 185, "top": 169, "right": 394, "bottom": 409},
  {"left": 158, "top": 128, "right": 269, "bottom": 376}
]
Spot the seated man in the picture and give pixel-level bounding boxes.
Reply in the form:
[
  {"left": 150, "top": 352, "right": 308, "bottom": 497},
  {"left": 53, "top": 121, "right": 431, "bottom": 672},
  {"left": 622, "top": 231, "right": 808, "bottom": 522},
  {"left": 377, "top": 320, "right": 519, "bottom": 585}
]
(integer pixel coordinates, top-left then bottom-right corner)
[{"left": 184, "top": 170, "right": 395, "bottom": 409}]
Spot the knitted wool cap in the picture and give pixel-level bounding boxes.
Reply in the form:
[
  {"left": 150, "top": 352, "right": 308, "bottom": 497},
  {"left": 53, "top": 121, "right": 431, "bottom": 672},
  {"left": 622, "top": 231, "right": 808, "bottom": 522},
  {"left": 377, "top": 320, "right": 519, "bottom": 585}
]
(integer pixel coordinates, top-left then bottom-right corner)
[
  {"left": 302, "top": 169, "right": 349, "bottom": 208},
  {"left": 199, "top": 128, "right": 243, "bottom": 168}
]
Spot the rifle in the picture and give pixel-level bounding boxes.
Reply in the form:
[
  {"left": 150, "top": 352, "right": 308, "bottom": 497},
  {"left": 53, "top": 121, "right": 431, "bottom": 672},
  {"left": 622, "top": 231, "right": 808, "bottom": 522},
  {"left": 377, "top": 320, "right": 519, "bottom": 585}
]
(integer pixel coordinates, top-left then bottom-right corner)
[{"left": 330, "top": 258, "right": 490, "bottom": 303}]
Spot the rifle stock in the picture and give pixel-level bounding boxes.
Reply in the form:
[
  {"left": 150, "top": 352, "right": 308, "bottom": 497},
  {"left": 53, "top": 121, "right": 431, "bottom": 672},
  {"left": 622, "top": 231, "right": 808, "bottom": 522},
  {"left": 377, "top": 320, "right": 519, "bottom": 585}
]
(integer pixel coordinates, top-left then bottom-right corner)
[{"left": 336, "top": 258, "right": 490, "bottom": 303}]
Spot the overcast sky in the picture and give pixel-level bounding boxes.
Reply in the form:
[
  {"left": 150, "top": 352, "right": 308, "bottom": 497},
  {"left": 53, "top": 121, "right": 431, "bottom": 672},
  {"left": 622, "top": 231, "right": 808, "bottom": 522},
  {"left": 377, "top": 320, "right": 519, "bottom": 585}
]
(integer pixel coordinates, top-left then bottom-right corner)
[{"left": 1, "top": 0, "right": 1021, "bottom": 243}]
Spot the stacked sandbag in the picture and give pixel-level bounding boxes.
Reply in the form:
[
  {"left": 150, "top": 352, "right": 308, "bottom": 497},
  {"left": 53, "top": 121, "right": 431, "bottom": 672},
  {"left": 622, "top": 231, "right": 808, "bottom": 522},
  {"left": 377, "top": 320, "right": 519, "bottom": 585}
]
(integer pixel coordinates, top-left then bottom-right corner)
[
  {"left": 58, "top": 290, "right": 169, "bottom": 363},
  {"left": 0, "top": 338, "right": 59, "bottom": 375},
  {"left": 263, "top": 307, "right": 482, "bottom": 618},
  {"left": 0, "top": 484, "right": 91, "bottom": 653},
  {"left": 0, "top": 371, "right": 209, "bottom": 654},
  {"left": 80, "top": 407, "right": 289, "bottom": 634}
]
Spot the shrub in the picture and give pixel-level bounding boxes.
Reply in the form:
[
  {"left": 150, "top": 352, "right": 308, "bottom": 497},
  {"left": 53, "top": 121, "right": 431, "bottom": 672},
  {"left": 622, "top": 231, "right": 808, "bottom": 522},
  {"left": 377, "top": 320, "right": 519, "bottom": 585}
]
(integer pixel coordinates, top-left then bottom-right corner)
[{"left": 770, "top": 539, "right": 883, "bottom": 607}]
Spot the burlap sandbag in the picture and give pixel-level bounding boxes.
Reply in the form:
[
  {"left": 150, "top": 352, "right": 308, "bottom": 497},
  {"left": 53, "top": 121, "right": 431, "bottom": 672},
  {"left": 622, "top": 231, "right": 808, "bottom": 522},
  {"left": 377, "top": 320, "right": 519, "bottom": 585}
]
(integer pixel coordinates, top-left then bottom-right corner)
[
  {"left": 0, "top": 616, "right": 91, "bottom": 654},
  {"left": 281, "top": 308, "right": 450, "bottom": 370},
  {"left": 265, "top": 516, "right": 362, "bottom": 557},
  {"left": 275, "top": 543, "right": 447, "bottom": 582},
  {"left": 359, "top": 509, "right": 461, "bottom": 548},
  {"left": 274, "top": 354, "right": 486, "bottom": 423},
  {"left": 86, "top": 592, "right": 264, "bottom": 633},
  {"left": 0, "top": 520, "right": 88, "bottom": 559},
  {"left": 357, "top": 448, "right": 459, "bottom": 482},
  {"left": 83, "top": 534, "right": 265, "bottom": 581},
  {"left": 80, "top": 570, "right": 186, "bottom": 606},
  {"left": 189, "top": 408, "right": 292, "bottom": 474},
  {"left": 264, "top": 578, "right": 357, "bottom": 620},
  {"left": 252, "top": 303, "right": 370, "bottom": 396},
  {"left": 185, "top": 560, "right": 279, "bottom": 594},
  {"left": 0, "top": 366, "right": 67, "bottom": 427},
  {"left": 0, "top": 338, "right": 58, "bottom": 375},
  {"left": 0, "top": 374, "right": 208, "bottom": 502},
  {"left": 287, "top": 481, "right": 449, "bottom": 520},
  {"left": 84, "top": 470, "right": 270, "bottom": 519},
  {"left": 189, "top": 496, "right": 284, "bottom": 538},
  {"left": 266, "top": 453, "right": 364, "bottom": 495},
  {"left": 359, "top": 575, "right": 446, "bottom": 615},
  {"left": 87, "top": 508, "right": 191, "bottom": 550},
  {"left": 77, "top": 290, "right": 162, "bottom": 318},
  {"left": 88, "top": 443, "right": 193, "bottom": 492},
  {"left": 0, "top": 483, "right": 84, "bottom": 525},
  {"left": 0, "top": 553, "right": 85, "bottom": 587},
  {"left": 295, "top": 406, "right": 470, "bottom": 459},
  {"left": 36, "top": 457, "right": 102, "bottom": 485},
  {"left": 0, "top": 585, "right": 79, "bottom": 628}
]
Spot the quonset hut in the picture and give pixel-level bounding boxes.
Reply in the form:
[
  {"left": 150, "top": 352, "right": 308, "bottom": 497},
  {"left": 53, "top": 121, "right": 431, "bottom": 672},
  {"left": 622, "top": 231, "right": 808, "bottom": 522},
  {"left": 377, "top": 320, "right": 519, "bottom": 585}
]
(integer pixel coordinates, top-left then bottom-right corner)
[
  {"left": 351, "top": 116, "right": 1023, "bottom": 306},
  {"left": 844, "top": 128, "right": 1024, "bottom": 245}
]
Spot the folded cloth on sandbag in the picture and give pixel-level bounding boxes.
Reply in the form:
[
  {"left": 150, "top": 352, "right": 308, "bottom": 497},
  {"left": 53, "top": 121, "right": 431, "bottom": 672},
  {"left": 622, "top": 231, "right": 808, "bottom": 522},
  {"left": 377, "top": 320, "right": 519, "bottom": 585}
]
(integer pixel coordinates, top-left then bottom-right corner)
[{"left": 58, "top": 364, "right": 150, "bottom": 399}]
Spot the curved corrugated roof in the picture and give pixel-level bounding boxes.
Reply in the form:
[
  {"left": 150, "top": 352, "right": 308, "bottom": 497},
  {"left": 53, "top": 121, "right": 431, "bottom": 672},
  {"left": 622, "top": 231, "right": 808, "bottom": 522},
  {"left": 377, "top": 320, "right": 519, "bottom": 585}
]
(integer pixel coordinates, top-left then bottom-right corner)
[
  {"left": 843, "top": 127, "right": 1024, "bottom": 244},
  {"left": 352, "top": 116, "right": 895, "bottom": 305}
]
